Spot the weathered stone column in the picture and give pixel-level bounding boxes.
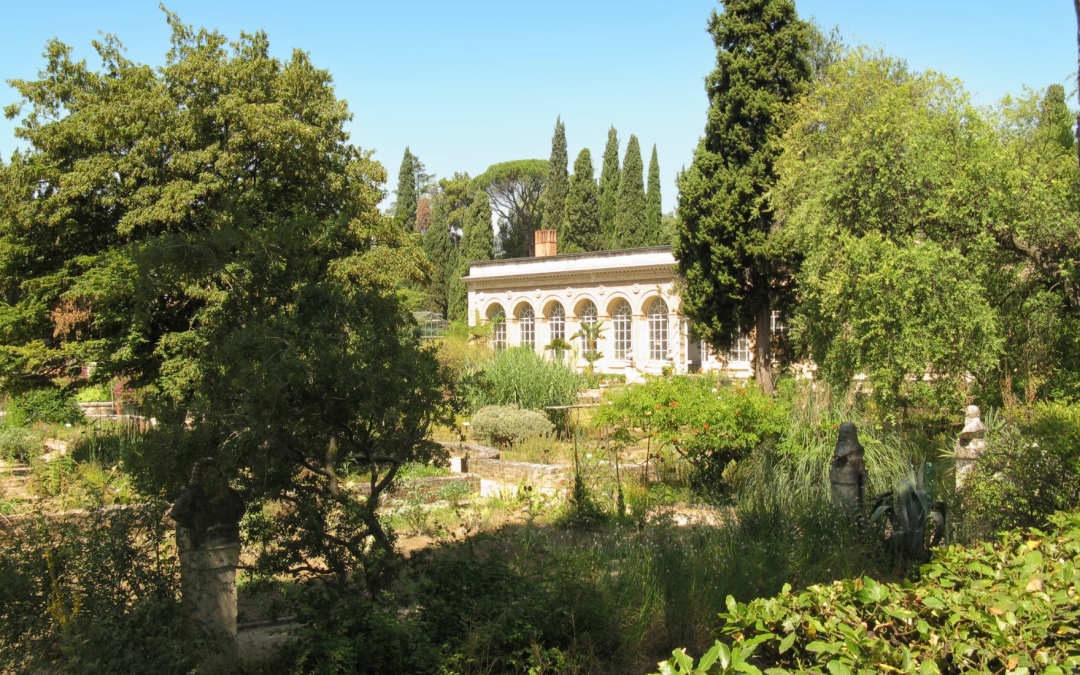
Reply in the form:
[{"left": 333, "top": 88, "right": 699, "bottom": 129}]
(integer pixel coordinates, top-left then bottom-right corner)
[
  {"left": 954, "top": 405, "right": 987, "bottom": 490},
  {"left": 168, "top": 459, "right": 245, "bottom": 672},
  {"left": 830, "top": 422, "right": 866, "bottom": 510}
]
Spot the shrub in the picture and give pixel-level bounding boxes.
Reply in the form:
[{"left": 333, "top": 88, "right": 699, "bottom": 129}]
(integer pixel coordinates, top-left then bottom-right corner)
[
  {"left": 75, "top": 386, "right": 110, "bottom": 403},
  {"left": 471, "top": 405, "right": 554, "bottom": 448},
  {"left": 5, "top": 387, "right": 85, "bottom": 426},
  {"left": 595, "top": 375, "right": 789, "bottom": 494},
  {"left": 0, "top": 425, "right": 39, "bottom": 463},
  {"left": 460, "top": 347, "right": 583, "bottom": 427},
  {"left": 287, "top": 591, "right": 437, "bottom": 675},
  {"left": 962, "top": 402, "right": 1080, "bottom": 537},
  {"left": 0, "top": 504, "right": 202, "bottom": 674},
  {"left": 653, "top": 509, "right": 1080, "bottom": 674}
]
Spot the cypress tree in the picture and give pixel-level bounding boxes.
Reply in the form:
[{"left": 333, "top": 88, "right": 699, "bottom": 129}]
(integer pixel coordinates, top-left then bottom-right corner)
[
  {"left": 449, "top": 194, "right": 495, "bottom": 320},
  {"left": 563, "top": 148, "right": 602, "bottom": 252},
  {"left": 541, "top": 116, "right": 569, "bottom": 233},
  {"left": 422, "top": 198, "right": 453, "bottom": 315},
  {"left": 615, "top": 134, "right": 647, "bottom": 247},
  {"left": 598, "top": 126, "right": 621, "bottom": 249},
  {"left": 675, "top": 0, "right": 811, "bottom": 393},
  {"left": 394, "top": 147, "right": 418, "bottom": 230},
  {"left": 646, "top": 144, "right": 663, "bottom": 245}
]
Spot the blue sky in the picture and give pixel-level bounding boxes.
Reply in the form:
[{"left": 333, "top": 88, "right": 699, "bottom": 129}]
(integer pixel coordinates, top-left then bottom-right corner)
[{"left": 1, "top": 1, "right": 1075, "bottom": 214}]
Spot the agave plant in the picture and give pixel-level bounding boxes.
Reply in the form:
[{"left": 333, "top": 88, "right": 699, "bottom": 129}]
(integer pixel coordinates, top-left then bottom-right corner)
[{"left": 869, "top": 462, "right": 946, "bottom": 563}]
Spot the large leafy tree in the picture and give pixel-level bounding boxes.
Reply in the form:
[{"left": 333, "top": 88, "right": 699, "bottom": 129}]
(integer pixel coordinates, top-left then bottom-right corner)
[
  {"left": 675, "top": 0, "right": 811, "bottom": 393},
  {"left": 646, "top": 144, "right": 663, "bottom": 245},
  {"left": 616, "top": 134, "right": 648, "bottom": 248},
  {"left": 540, "top": 116, "right": 569, "bottom": 234},
  {"left": 448, "top": 194, "right": 494, "bottom": 320},
  {"left": 563, "top": 148, "right": 602, "bottom": 252},
  {"left": 0, "top": 14, "right": 452, "bottom": 592},
  {"left": 776, "top": 51, "right": 1080, "bottom": 405},
  {"left": 598, "top": 126, "right": 621, "bottom": 249},
  {"left": 473, "top": 159, "right": 546, "bottom": 257}
]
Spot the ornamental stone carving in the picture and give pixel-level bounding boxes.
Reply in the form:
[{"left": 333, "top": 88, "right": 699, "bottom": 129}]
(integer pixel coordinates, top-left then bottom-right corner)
[{"left": 955, "top": 405, "right": 987, "bottom": 489}]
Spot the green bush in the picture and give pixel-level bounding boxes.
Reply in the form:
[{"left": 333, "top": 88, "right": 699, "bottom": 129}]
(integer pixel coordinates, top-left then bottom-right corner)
[
  {"left": 0, "top": 425, "right": 40, "bottom": 463},
  {"left": 460, "top": 347, "right": 583, "bottom": 427},
  {"left": 595, "top": 375, "right": 789, "bottom": 494},
  {"left": 75, "top": 386, "right": 110, "bottom": 403},
  {"left": 471, "top": 404, "right": 555, "bottom": 448},
  {"left": 5, "top": 387, "right": 85, "bottom": 426},
  {"left": 963, "top": 402, "right": 1080, "bottom": 538},
  {"left": 654, "top": 509, "right": 1080, "bottom": 674},
  {"left": 0, "top": 503, "right": 203, "bottom": 674}
]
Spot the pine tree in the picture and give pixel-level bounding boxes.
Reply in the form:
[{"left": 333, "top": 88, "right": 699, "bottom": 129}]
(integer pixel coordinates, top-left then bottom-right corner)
[
  {"left": 449, "top": 194, "right": 495, "bottom": 320},
  {"left": 422, "top": 197, "right": 453, "bottom": 315},
  {"left": 394, "top": 147, "right": 419, "bottom": 230},
  {"left": 563, "top": 148, "right": 602, "bottom": 252},
  {"left": 615, "top": 134, "right": 647, "bottom": 247},
  {"left": 541, "top": 116, "right": 569, "bottom": 234},
  {"left": 646, "top": 144, "right": 663, "bottom": 245},
  {"left": 675, "top": 0, "right": 811, "bottom": 393},
  {"left": 598, "top": 126, "right": 621, "bottom": 249}
]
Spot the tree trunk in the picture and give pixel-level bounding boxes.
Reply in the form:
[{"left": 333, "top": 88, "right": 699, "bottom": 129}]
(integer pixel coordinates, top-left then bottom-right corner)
[
  {"left": 754, "top": 305, "right": 774, "bottom": 394},
  {"left": 1075, "top": 0, "right": 1080, "bottom": 167}
]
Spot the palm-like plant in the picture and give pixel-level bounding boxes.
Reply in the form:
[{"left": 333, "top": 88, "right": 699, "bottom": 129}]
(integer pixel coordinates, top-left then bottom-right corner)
[
  {"left": 570, "top": 320, "right": 606, "bottom": 373},
  {"left": 870, "top": 462, "right": 946, "bottom": 563}
]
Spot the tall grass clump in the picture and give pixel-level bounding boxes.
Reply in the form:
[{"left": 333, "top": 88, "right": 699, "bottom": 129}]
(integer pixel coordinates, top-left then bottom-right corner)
[{"left": 461, "top": 347, "right": 583, "bottom": 428}]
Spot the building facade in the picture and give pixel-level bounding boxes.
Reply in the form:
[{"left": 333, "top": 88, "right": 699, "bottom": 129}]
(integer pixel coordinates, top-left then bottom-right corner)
[{"left": 463, "top": 234, "right": 756, "bottom": 382}]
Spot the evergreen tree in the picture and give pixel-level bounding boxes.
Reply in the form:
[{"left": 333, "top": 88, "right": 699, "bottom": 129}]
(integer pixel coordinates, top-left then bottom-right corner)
[
  {"left": 646, "top": 144, "right": 663, "bottom": 245},
  {"left": 615, "top": 134, "right": 647, "bottom": 247},
  {"left": 541, "top": 116, "right": 569, "bottom": 233},
  {"left": 449, "top": 194, "right": 495, "bottom": 320},
  {"left": 563, "top": 148, "right": 602, "bottom": 252},
  {"left": 675, "top": 0, "right": 811, "bottom": 393},
  {"left": 598, "top": 126, "right": 621, "bottom": 248},
  {"left": 394, "top": 147, "right": 419, "bottom": 229},
  {"left": 422, "top": 197, "right": 453, "bottom": 315}
]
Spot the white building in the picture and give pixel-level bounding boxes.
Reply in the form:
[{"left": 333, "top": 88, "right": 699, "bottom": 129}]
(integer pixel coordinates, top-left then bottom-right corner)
[{"left": 463, "top": 230, "right": 760, "bottom": 382}]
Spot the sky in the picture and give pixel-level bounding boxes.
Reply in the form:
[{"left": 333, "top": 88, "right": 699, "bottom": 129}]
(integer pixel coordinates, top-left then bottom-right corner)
[{"left": 0, "top": 1, "right": 1076, "bottom": 215}]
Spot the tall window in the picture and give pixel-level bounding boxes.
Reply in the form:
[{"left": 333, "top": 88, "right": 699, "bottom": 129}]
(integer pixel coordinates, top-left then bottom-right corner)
[
  {"left": 576, "top": 300, "right": 598, "bottom": 351},
  {"left": 729, "top": 327, "right": 751, "bottom": 362},
  {"left": 771, "top": 310, "right": 787, "bottom": 336},
  {"left": 612, "top": 300, "right": 633, "bottom": 360},
  {"left": 547, "top": 302, "right": 565, "bottom": 344},
  {"left": 517, "top": 304, "right": 535, "bottom": 349},
  {"left": 489, "top": 305, "right": 506, "bottom": 351},
  {"left": 648, "top": 298, "right": 669, "bottom": 361}
]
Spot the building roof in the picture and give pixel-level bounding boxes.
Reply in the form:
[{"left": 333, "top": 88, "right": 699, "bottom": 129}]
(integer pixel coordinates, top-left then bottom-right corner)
[{"left": 464, "top": 246, "right": 675, "bottom": 284}]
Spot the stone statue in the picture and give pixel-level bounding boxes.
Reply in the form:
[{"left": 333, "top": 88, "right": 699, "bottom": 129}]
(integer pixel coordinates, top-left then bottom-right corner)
[
  {"left": 954, "top": 405, "right": 987, "bottom": 490},
  {"left": 168, "top": 458, "right": 245, "bottom": 672},
  {"left": 830, "top": 422, "right": 866, "bottom": 510}
]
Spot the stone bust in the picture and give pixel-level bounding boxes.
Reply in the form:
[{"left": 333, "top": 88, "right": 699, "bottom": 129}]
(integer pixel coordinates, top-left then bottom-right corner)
[{"left": 168, "top": 458, "right": 245, "bottom": 549}]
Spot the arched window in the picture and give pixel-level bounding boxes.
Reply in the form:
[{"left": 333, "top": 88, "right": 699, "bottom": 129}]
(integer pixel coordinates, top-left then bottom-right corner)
[
  {"left": 576, "top": 300, "right": 599, "bottom": 353},
  {"left": 517, "top": 303, "right": 535, "bottom": 349},
  {"left": 648, "top": 298, "right": 669, "bottom": 361},
  {"left": 612, "top": 299, "right": 633, "bottom": 360},
  {"left": 547, "top": 302, "right": 565, "bottom": 344},
  {"left": 488, "top": 304, "right": 506, "bottom": 350}
]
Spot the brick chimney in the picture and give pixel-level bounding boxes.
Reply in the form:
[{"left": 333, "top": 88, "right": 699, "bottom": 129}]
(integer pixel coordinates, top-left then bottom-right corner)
[{"left": 534, "top": 229, "right": 557, "bottom": 257}]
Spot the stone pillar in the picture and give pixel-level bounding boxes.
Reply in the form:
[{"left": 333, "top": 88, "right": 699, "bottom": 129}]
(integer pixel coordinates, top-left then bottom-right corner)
[
  {"left": 168, "top": 459, "right": 245, "bottom": 672},
  {"left": 955, "top": 405, "right": 987, "bottom": 490},
  {"left": 830, "top": 422, "right": 866, "bottom": 510}
]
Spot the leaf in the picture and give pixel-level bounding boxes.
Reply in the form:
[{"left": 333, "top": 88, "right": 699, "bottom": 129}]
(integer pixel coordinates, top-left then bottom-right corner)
[
  {"left": 918, "top": 659, "right": 941, "bottom": 675},
  {"left": 698, "top": 641, "right": 721, "bottom": 673},
  {"left": 827, "top": 661, "right": 853, "bottom": 675},
  {"left": 778, "top": 632, "right": 797, "bottom": 654},
  {"left": 672, "top": 649, "right": 694, "bottom": 673}
]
